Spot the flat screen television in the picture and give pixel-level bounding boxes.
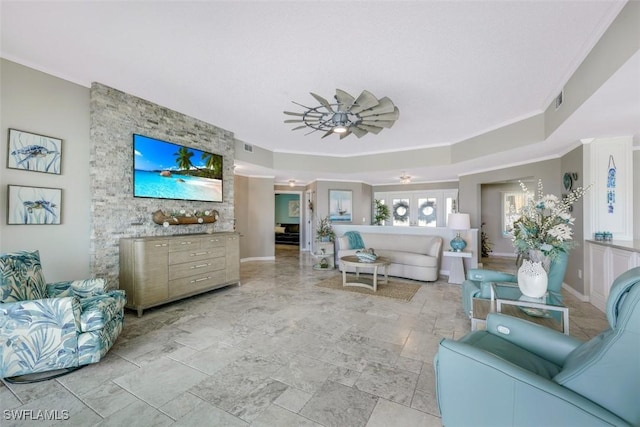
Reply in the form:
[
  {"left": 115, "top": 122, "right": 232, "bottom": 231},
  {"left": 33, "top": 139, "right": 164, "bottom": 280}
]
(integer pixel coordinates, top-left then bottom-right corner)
[{"left": 133, "top": 134, "right": 223, "bottom": 202}]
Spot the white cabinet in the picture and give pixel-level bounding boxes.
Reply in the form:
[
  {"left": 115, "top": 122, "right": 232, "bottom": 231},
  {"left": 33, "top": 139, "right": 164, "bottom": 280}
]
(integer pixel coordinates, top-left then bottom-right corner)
[{"left": 587, "top": 241, "right": 640, "bottom": 312}]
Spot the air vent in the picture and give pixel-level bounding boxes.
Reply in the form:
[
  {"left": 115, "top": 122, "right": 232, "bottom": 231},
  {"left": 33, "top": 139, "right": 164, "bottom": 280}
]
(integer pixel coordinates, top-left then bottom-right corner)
[
  {"left": 555, "top": 90, "right": 564, "bottom": 110},
  {"left": 243, "top": 143, "right": 253, "bottom": 153}
]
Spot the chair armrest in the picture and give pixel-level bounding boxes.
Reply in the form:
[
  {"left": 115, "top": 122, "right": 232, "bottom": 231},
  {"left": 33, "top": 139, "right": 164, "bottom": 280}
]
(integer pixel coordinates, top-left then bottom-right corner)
[
  {"left": 436, "top": 339, "right": 631, "bottom": 426},
  {"left": 466, "top": 268, "right": 517, "bottom": 283},
  {"left": 1, "top": 297, "right": 82, "bottom": 377},
  {"left": 486, "top": 313, "right": 583, "bottom": 365},
  {"left": 47, "top": 278, "right": 107, "bottom": 298}
]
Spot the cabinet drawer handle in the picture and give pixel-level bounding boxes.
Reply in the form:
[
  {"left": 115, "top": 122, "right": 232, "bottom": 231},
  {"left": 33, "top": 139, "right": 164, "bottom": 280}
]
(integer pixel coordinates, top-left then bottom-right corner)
[
  {"left": 192, "top": 251, "right": 209, "bottom": 256},
  {"left": 154, "top": 243, "right": 167, "bottom": 247},
  {"left": 191, "top": 276, "right": 211, "bottom": 283},
  {"left": 181, "top": 241, "right": 193, "bottom": 245},
  {"left": 209, "top": 239, "right": 220, "bottom": 242},
  {"left": 191, "top": 263, "right": 211, "bottom": 269}
]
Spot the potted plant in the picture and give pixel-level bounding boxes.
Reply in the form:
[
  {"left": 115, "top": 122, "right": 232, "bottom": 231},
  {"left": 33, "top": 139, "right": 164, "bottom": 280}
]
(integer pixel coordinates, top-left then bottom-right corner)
[
  {"left": 316, "top": 216, "right": 335, "bottom": 242},
  {"left": 373, "top": 199, "right": 390, "bottom": 225}
]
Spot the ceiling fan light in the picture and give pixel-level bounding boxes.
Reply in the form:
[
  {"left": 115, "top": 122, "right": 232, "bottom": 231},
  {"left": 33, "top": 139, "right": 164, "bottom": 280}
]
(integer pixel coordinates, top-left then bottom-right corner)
[{"left": 333, "top": 126, "right": 348, "bottom": 134}]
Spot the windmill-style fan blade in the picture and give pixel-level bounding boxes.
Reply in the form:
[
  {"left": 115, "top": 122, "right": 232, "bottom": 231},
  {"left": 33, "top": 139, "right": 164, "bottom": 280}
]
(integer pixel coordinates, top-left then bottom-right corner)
[
  {"left": 320, "top": 129, "right": 335, "bottom": 139},
  {"left": 349, "top": 90, "right": 379, "bottom": 114},
  {"left": 363, "top": 110, "right": 399, "bottom": 122},
  {"left": 335, "top": 89, "right": 355, "bottom": 112},
  {"left": 357, "top": 124, "right": 383, "bottom": 134},
  {"left": 358, "top": 97, "right": 396, "bottom": 117},
  {"left": 284, "top": 111, "right": 306, "bottom": 116},
  {"left": 361, "top": 119, "right": 396, "bottom": 128},
  {"left": 291, "top": 125, "right": 308, "bottom": 131},
  {"left": 310, "top": 92, "right": 334, "bottom": 113},
  {"left": 339, "top": 130, "right": 352, "bottom": 140},
  {"left": 284, "top": 118, "right": 321, "bottom": 124},
  {"left": 349, "top": 126, "right": 368, "bottom": 138}
]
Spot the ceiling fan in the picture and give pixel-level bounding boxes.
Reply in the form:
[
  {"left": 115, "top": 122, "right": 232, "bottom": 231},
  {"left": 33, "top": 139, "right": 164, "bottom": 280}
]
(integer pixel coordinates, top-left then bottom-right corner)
[{"left": 284, "top": 89, "right": 399, "bottom": 139}]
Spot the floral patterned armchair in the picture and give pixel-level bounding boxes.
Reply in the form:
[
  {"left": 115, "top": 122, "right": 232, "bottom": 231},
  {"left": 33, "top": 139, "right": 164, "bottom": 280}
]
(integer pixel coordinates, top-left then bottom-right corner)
[{"left": 0, "top": 250, "right": 125, "bottom": 379}]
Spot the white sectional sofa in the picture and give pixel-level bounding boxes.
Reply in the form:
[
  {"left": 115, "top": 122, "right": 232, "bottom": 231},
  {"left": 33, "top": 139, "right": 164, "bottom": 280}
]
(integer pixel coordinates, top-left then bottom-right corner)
[{"left": 336, "top": 232, "right": 443, "bottom": 282}]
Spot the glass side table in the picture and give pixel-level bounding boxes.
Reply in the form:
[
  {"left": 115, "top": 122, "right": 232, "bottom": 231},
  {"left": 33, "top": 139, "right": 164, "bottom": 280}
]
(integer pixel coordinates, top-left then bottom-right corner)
[{"left": 471, "top": 282, "right": 569, "bottom": 335}]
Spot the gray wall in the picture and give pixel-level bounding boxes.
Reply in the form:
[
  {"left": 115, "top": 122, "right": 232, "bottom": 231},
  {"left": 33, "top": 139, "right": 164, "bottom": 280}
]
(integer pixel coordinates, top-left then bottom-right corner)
[
  {"left": 561, "top": 145, "right": 586, "bottom": 294},
  {"left": 234, "top": 175, "right": 275, "bottom": 260},
  {"left": 0, "top": 59, "right": 92, "bottom": 282},
  {"left": 89, "top": 83, "right": 235, "bottom": 287}
]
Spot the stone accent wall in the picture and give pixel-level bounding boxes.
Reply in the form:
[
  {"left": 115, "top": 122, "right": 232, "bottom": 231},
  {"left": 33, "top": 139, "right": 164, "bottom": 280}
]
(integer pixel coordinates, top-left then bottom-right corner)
[{"left": 89, "top": 83, "right": 235, "bottom": 287}]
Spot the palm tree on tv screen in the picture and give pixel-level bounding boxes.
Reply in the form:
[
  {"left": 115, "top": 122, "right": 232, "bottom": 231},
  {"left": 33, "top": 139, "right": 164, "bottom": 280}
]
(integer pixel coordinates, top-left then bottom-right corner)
[
  {"left": 174, "top": 147, "right": 194, "bottom": 172},
  {"left": 201, "top": 152, "right": 222, "bottom": 179}
]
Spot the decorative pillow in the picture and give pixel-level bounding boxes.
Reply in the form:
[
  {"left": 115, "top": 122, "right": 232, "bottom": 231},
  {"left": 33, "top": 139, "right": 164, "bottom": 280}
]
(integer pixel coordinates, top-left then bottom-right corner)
[
  {"left": 0, "top": 250, "right": 48, "bottom": 303},
  {"left": 275, "top": 226, "right": 286, "bottom": 234},
  {"left": 288, "top": 224, "right": 300, "bottom": 233}
]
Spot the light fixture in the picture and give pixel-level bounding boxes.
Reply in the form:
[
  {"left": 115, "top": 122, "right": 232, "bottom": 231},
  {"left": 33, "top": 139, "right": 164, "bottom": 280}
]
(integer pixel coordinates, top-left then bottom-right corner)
[
  {"left": 400, "top": 172, "right": 411, "bottom": 184},
  {"left": 447, "top": 213, "right": 471, "bottom": 252},
  {"left": 284, "top": 89, "right": 399, "bottom": 139},
  {"left": 288, "top": 180, "right": 295, "bottom": 187}
]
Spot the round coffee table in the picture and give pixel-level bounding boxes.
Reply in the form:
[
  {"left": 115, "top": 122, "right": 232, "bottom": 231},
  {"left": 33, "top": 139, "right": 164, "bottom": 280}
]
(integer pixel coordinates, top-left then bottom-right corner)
[{"left": 340, "top": 255, "right": 390, "bottom": 292}]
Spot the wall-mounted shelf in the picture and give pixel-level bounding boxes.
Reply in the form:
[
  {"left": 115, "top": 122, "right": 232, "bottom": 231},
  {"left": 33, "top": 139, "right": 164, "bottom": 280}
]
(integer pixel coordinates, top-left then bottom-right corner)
[{"left": 152, "top": 209, "right": 218, "bottom": 226}]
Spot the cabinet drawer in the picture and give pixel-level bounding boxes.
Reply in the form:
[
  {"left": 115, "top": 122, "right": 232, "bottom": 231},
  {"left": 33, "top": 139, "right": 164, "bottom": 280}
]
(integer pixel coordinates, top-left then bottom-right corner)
[
  {"left": 169, "top": 247, "right": 226, "bottom": 265},
  {"left": 169, "top": 237, "right": 201, "bottom": 252},
  {"left": 202, "top": 236, "right": 226, "bottom": 249},
  {"left": 169, "top": 257, "right": 225, "bottom": 281},
  {"left": 169, "top": 270, "right": 227, "bottom": 297}
]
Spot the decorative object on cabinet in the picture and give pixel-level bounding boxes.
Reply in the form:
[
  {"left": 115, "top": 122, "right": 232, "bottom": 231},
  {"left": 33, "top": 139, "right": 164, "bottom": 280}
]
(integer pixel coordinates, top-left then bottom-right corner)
[
  {"left": 0, "top": 250, "right": 125, "bottom": 380},
  {"left": 7, "top": 185, "right": 61, "bottom": 225},
  {"left": 152, "top": 209, "right": 218, "bottom": 226},
  {"left": 7, "top": 129, "right": 62, "bottom": 174},
  {"left": 329, "top": 190, "right": 352, "bottom": 222},
  {"left": 119, "top": 233, "right": 240, "bottom": 317}
]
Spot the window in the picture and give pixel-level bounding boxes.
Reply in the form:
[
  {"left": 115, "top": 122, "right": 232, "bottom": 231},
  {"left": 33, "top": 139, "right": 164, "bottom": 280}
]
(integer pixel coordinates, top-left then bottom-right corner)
[{"left": 374, "top": 190, "right": 457, "bottom": 227}]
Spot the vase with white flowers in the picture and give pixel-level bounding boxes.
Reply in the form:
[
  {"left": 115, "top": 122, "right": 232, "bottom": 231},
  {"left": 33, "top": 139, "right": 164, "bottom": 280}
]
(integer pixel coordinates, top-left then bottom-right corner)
[{"left": 511, "top": 179, "right": 590, "bottom": 297}]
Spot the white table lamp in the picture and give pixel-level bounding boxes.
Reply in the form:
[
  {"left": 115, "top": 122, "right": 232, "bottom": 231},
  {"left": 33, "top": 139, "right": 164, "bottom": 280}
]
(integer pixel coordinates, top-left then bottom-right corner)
[{"left": 448, "top": 213, "right": 470, "bottom": 252}]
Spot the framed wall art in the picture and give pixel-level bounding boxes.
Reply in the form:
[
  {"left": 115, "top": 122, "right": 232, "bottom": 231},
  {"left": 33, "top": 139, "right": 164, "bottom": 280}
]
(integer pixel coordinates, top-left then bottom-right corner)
[
  {"left": 329, "top": 189, "right": 352, "bottom": 222},
  {"left": 7, "top": 185, "right": 62, "bottom": 225},
  {"left": 288, "top": 200, "right": 300, "bottom": 217},
  {"left": 7, "top": 128, "right": 62, "bottom": 174}
]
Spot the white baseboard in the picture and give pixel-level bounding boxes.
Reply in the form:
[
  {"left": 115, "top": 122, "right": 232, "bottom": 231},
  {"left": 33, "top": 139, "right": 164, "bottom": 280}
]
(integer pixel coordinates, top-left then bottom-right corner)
[
  {"left": 241, "top": 256, "right": 275, "bottom": 262},
  {"left": 562, "top": 282, "right": 589, "bottom": 302},
  {"left": 489, "top": 252, "right": 517, "bottom": 258}
]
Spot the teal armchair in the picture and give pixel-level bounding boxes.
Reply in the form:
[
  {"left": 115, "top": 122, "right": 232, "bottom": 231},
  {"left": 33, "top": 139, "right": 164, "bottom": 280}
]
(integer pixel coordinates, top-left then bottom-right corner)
[
  {"left": 0, "top": 250, "right": 126, "bottom": 380},
  {"left": 435, "top": 266, "right": 640, "bottom": 426},
  {"left": 461, "top": 251, "right": 568, "bottom": 318}
]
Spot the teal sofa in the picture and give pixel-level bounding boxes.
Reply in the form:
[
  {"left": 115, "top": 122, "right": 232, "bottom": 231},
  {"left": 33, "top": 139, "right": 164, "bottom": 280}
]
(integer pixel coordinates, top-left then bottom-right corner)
[
  {"left": 461, "top": 251, "right": 568, "bottom": 319},
  {"left": 0, "top": 250, "right": 125, "bottom": 379},
  {"left": 435, "top": 266, "right": 640, "bottom": 426}
]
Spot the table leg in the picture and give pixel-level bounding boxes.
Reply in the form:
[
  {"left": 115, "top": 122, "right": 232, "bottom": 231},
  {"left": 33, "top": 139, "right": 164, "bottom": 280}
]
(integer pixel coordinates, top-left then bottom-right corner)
[
  {"left": 383, "top": 264, "right": 389, "bottom": 284},
  {"left": 342, "top": 266, "right": 347, "bottom": 287},
  {"left": 372, "top": 265, "right": 378, "bottom": 292}
]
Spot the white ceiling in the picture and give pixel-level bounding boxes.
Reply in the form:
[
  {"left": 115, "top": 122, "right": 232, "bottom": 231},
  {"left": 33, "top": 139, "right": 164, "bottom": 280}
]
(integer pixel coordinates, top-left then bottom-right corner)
[{"left": 2, "top": 1, "right": 639, "bottom": 185}]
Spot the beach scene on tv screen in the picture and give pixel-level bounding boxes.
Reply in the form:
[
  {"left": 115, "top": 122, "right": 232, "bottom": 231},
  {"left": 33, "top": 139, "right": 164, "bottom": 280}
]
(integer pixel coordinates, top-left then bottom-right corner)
[{"left": 134, "top": 135, "right": 223, "bottom": 202}]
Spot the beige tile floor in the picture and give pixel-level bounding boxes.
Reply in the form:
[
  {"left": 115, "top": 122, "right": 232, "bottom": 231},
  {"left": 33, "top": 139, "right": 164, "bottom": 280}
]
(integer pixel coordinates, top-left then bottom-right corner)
[{"left": 1, "top": 249, "right": 608, "bottom": 426}]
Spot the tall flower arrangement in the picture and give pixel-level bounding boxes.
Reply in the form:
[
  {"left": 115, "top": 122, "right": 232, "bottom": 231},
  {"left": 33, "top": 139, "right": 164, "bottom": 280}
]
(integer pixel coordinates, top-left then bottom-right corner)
[{"left": 511, "top": 179, "right": 590, "bottom": 261}]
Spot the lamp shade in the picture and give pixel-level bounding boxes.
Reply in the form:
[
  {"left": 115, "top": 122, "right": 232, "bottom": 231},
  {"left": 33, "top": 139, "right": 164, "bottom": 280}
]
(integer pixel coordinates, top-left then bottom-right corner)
[{"left": 448, "top": 213, "right": 470, "bottom": 230}]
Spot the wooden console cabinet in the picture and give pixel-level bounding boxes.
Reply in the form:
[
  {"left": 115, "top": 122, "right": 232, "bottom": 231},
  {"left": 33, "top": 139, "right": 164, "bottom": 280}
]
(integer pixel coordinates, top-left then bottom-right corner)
[{"left": 119, "top": 232, "right": 240, "bottom": 316}]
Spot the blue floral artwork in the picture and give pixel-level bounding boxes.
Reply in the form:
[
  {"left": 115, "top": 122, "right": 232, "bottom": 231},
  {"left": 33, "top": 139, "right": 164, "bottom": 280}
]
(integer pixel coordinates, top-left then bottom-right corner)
[
  {"left": 7, "top": 129, "right": 62, "bottom": 174},
  {"left": 607, "top": 155, "right": 616, "bottom": 214},
  {"left": 7, "top": 185, "right": 62, "bottom": 225}
]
